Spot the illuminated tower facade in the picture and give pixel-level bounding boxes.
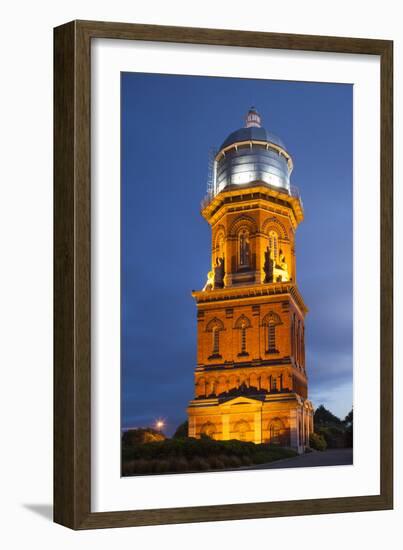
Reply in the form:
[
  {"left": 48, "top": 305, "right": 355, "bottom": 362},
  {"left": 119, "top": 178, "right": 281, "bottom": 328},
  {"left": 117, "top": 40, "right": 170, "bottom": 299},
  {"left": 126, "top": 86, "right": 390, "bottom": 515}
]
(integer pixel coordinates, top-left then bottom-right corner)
[{"left": 187, "top": 108, "right": 314, "bottom": 453}]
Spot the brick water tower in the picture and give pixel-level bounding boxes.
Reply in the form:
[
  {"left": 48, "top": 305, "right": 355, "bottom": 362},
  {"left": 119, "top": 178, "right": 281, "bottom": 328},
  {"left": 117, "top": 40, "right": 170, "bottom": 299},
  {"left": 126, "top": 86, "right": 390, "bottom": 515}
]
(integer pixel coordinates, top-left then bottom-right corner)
[{"left": 187, "top": 108, "right": 314, "bottom": 453}]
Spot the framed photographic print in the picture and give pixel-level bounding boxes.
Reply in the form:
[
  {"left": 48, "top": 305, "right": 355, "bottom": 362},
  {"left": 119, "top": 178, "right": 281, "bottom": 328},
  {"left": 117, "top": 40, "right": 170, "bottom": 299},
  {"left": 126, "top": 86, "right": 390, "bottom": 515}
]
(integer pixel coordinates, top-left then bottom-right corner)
[{"left": 54, "top": 20, "right": 393, "bottom": 529}]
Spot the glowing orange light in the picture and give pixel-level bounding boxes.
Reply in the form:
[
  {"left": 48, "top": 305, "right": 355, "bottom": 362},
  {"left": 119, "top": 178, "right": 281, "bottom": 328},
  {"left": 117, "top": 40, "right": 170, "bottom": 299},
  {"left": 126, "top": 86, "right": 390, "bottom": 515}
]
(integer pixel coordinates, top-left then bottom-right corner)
[{"left": 155, "top": 419, "right": 165, "bottom": 431}]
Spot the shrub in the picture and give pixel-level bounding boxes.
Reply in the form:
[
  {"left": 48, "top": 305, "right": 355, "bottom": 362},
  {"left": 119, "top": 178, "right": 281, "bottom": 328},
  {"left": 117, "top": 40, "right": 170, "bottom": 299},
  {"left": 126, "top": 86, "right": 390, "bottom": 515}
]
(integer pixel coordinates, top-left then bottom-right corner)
[
  {"left": 172, "top": 421, "right": 189, "bottom": 439},
  {"left": 122, "top": 458, "right": 152, "bottom": 475},
  {"left": 207, "top": 456, "right": 225, "bottom": 470},
  {"left": 122, "top": 427, "right": 165, "bottom": 446},
  {"left": 168, "top": 457, "right": 189, "bottom": 472},
  {"left": 189, "top": 457, "right": 210, "bottom": 471},
  {"left": 121, "top": 460, "right": 137, "bottom": 476},
  {"left": 121, "top": 437, "right": 299, "bottom": 476},
  {"left": 309, "top": 432, "right": 327, "bottom": 451},
  {"left": 151, "top": 459, "right": 170, "bottom": 474},
  {"left": 240, "top": 455, "right": 253, "bottom": 466},
  {"left": 317, "top": 426, "right": 345, "bottom": 448},
  {"left": 223, "top": 455, "right": 243, "bottom": 468},
  {"left": 344, "top": 428, "right": 353, "bottom": 448}
]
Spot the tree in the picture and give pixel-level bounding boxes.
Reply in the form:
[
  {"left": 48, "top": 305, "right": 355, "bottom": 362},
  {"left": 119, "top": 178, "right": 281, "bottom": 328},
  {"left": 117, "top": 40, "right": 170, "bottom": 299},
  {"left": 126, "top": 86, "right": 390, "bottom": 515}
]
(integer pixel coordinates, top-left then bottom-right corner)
[
  {"left": 317, "top": 426, "right": 345, "bottom": 448},
  {"left": 309, "top": 432, "right": 327, "bottom": 451},
  {"left": 343, "top": 408, "right": 353, "bottom": 428},
  {"left": 314, "top": 405, "right": 342, "bottom": 428},
  {"left": 343, "top": 408, "right": 353, "bottom": 447},
  {"left": 122, "top": 427, "right": 166, "bottom": 446},
  {"left": 172, "top": 420, "right": 189, "bottom": 439}
]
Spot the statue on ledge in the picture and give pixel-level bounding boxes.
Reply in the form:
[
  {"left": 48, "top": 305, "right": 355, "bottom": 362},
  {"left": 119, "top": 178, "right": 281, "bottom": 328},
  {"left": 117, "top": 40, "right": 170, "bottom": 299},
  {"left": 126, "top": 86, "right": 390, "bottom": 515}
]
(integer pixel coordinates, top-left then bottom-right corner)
[
  {"left": 274, "top": 249, "right": 289, "bottom": 282},
  {"left": 203, "top": 256, "right": 225, "bottom": 291},
  {"left": 263, "top": 246, "right": 274, "bottom": 283},
  {"left": 203, "top": 270, "right": 214, "bottom": 291},
  {"left": 214, "top": 256, "right": 225, "bottom": 288},
  {"left": 277, "top": 249, "right": 288, "bottom": 272}
]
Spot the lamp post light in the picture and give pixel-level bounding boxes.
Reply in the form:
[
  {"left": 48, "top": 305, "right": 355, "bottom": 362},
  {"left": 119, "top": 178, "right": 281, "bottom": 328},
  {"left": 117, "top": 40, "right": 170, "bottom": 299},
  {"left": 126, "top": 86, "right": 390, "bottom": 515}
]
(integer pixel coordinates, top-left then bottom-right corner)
[{"left": 155, "top": 419, "right": 165, "bottom": 433}]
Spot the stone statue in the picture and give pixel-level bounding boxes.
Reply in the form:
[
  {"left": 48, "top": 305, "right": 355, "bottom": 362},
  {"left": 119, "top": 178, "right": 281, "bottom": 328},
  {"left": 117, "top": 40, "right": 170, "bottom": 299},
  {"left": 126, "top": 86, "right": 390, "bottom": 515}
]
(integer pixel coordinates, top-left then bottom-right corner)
[
  {"left": 214, "top": 256, "right": 225, "bottom": 288},
  {"left": 272, "top": 249, "right": 289, "bottom": 282},
  {"left": 239, "top": 232, "right": 250, "bottom": 267},
  {"left": 263, "top": 246, "right": 274, "bottom": 283},
  {"left": 203, "top": 270, "right": 214, "bottom": 291},
  {"left": 277, "top": 249, "right": 288, "bottom": 272}
]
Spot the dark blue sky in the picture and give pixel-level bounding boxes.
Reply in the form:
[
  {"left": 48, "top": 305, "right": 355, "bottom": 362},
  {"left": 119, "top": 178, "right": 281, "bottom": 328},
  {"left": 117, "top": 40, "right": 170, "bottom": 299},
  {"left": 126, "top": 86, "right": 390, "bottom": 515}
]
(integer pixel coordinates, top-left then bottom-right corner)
[{"left": 121, "top": 73, "right": 353, "bottom": 435}]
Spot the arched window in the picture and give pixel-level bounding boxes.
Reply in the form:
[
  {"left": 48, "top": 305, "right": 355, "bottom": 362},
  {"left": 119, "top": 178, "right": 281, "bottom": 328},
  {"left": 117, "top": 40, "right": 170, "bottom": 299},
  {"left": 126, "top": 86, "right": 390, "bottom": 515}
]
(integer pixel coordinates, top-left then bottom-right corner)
[
  {"left": 234, "top": 314, "right": 251, "bottom": 357},
  {"left": 268, "top": 230, "right": 279, "bottom": 261},
  {"left": 214, "top": 230, "right": 225, "bottom": 263},
  {"left": 200, "top": 421, "right": 216, "bottom": 439},
  {"left": 268, "top": 323, "right": 276, "bottom": 352},
  {"left": 238, "top": 229, "right": 250, "bottom": 268},
  {"left": 262, "top": 311, "right": 282, "bottom": 354},
  {"left": 206, "top": 378, "right": 217, "bottom": 396},
  {"left": 296, "top": 320, "right": 301, "bottom": 367},
  {"left": 196, "top": 378, "right": 206, "bottom": 397},
  {"left": 291, "top": 313, "right": 295, "bottom": 357},
  {"left": 206, "top": 317, "right": 224, "bottom": 360},
  {"left": 241, "top": 323, "right": 247, "bottom": 353},
  {"left": 233, "top": 419, "right": 251, "bottom": 442},
  {"left": 299, "top": 418, "right": 303, "bottom": 446},
  {"left": 217, "top": 376, "right": 227, "bottom": 395},
  {"left": 212, "top": 327, "right": 219, "bottom": 354},
  {"left": 269, "top": 418, "right": 284, "bottom": 445}
]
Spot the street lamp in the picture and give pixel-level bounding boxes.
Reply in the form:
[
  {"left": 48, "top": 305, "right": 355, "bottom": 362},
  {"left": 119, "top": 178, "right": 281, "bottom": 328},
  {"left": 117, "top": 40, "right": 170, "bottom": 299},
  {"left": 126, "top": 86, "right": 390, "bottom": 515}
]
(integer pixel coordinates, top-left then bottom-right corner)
[{"left": 155, "top": 419, "right": 165, "bottom": 432}]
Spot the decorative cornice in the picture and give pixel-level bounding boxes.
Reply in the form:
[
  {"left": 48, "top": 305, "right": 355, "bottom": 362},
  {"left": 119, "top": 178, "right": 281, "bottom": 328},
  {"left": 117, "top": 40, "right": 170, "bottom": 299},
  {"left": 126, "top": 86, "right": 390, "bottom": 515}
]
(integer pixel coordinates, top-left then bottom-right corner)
[
  {"left": 188, "top": 392, "right": 309, "bottom": 409},
  {"left": 201, "top": 184, "right": 303, "bottom": 228},
  {"left": 196, "top": 356, "right": 296, "bottom": 372},
  {"left": 192, "top": 281, "right": 308, "bottom": 315}
]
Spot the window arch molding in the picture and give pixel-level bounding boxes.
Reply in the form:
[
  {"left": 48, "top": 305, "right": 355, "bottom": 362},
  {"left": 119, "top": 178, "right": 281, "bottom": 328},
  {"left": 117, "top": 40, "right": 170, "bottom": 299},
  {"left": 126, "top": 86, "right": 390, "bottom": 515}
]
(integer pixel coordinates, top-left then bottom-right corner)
[
  {"left": 228, "top": 214, "right": 257, "bottom": 238},
  {"left": 262, "top": 216, "right": 289, "bottom": 240},
  {"left": 205, "top": 317, "right": 225, "bottom": 332},
  {"left": 213, "top": 224, "right": 226, "bottom": 242},
  {"left": 261, "top": 311, "right": 282, "bottom": 327},
  {"left": 213, "top": 225, "right": 226, "bottom": 258},
  {"left": 269, "top": 417, "right": 285, "bottom": 430},
  {"left": 200, "top": 421, "right": 217, "bottom": 439},
  {"left": 234, "top": 314, "right": 252, "bottom": 329}
]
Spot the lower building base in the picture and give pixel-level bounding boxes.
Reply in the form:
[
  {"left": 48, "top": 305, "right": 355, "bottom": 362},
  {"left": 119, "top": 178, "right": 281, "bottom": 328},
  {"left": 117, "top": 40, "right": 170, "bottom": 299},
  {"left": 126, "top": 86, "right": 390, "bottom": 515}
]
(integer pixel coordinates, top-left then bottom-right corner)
[{"left": 187, "top": 392, "right": 314, "bottom": 454}]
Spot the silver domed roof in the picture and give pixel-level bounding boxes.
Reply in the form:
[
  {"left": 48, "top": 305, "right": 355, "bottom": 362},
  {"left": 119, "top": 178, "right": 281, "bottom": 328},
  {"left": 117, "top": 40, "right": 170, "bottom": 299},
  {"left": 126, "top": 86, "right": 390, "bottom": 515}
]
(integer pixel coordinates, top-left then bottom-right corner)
[
  {"left": 219, "top": 126, "right": 286, "bottom": 151},
  {"left": 214, "top": 108, "right": 292, "bottom": 196}
]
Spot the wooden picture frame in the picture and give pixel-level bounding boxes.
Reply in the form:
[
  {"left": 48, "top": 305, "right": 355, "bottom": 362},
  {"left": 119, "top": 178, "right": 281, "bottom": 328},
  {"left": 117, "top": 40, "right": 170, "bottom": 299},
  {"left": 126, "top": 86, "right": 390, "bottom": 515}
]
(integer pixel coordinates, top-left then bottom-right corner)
[{"left": 54, "top": 20, "right": 393, "bottom": 529}]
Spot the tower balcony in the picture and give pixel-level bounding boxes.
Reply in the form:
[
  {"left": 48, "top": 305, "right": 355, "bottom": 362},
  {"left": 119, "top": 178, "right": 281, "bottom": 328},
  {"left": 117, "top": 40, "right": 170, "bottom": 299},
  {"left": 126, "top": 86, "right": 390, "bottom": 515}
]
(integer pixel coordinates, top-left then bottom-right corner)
[
  {"left": 201, "top": 183, "right": 302, "bottom": 210},
  {"left": 200, "top": 182, "right": 304, "bottom": 227}
]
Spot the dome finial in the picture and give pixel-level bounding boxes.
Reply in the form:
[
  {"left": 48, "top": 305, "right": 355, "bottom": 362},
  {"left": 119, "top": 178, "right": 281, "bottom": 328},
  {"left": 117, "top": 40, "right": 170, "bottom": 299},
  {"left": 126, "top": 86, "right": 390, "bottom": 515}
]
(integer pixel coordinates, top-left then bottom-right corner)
[{"left": 245, "top": 106, "right": 262, "bottom": 128}]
